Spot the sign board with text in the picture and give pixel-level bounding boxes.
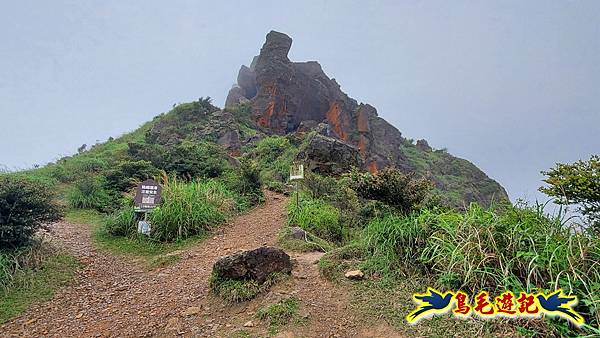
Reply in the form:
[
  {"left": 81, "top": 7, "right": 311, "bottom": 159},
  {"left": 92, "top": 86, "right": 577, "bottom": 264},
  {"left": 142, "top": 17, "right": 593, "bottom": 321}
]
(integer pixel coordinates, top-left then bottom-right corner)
[{"left": 134, "top": 179, "right": 161, "bottom": 210}]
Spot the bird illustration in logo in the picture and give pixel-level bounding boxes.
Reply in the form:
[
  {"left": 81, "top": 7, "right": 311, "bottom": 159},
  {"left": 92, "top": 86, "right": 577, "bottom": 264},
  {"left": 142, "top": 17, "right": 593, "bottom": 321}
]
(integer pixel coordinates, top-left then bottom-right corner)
[
  {"left": 406, "top": 288, "right": 454, "bottom": 323},
  {"left": 536, "top": 290, "right": 584, "bottom": 326}
]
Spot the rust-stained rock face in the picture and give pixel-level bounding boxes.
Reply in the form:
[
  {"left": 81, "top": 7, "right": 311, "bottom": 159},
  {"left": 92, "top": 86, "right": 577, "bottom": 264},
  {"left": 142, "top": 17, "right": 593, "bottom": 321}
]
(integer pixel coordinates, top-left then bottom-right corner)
[
  {"left": 226, "top": 30, "right": 396, "bottom": 172},
  {"left": 224, "top": 30, "right": 509, "bottom": 206}
]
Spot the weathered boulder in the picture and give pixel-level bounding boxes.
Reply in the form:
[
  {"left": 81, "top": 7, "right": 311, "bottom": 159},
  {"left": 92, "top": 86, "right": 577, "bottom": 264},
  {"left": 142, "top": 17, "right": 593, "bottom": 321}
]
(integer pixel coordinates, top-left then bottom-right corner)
[
  {"left": 289, "top": 226, "right": 307, "bottom": 240},
  {"left": 296, "top": 134, "right": 363, "bottom": 175},
  {"left": 212, "top": 247, "right": 292, "bottom": 284},
  {"left": 345, "top": 270, "right": 364, "bottom": 280}
]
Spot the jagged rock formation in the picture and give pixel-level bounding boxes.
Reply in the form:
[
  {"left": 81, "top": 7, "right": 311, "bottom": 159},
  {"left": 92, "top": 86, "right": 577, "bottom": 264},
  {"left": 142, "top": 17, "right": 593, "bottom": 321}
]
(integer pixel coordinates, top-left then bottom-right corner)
[
  {"left": 226, "top": 30, "right": 509, "bottom": 206},
  {"left": 226, "top": 31, "right": 406, "bottom": 172}
]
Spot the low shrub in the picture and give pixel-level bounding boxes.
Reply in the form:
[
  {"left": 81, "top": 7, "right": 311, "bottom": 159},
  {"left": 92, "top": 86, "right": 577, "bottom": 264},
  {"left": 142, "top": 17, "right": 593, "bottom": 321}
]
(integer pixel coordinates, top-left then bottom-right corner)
[
  {"left": 163, "top": 141, "right": 232, "bottom": 179},
  {"left": 223, "top": 159, "right": 264, "bottom": 210},
  {"left": 104, "top": 160, "right": 160, "bottom": 192},
  {"left": 66, "top": 177, "right": 113, "bottom": 212},
  {"left": 288, "top": 197, "right": 344, "bottom": 243},
  {"left": 347, "top": 167, "right": 433, "bottom": 214},
  {"left": 251, "top": 136, "right": 299, "bottom": 183},
  {"left": 0, "top": 176, "right": 63, "bottom": 249}
]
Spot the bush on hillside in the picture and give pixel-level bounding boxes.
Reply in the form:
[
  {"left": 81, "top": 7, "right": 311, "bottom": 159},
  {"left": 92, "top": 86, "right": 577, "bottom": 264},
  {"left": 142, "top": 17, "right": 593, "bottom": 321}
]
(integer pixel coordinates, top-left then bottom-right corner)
[
  {"left": 104, "top": 177, "right": 236, "bottom": 242},
  {"left": 347, "top": 167, "right": 433, "bottom": 214},
  {"left": 67, "top": 177, "right": 114, "bottom": 212},
  {"left": 0, "top": 176, "right": 63, "bottom": 249},
  {"left": 251, "top": 136, "right": 298, "bottom": 183},
  {"left": 104, "top": 160, "right": 160, "bottom": 192},
  {"left": 224, "top": 159, "right": 264, "bottom": 209},
  {"left": 163, "top": 141, "right": 231, "bottom": 179}
]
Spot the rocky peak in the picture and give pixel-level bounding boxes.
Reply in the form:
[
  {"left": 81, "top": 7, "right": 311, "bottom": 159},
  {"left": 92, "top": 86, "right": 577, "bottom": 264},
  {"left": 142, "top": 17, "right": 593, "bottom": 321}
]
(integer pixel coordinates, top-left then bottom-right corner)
[
  {"left": 225, "top": 30, "right": 406, "bottom": 172},
  {"left": 224, "top": 31, "right": 509, "bottom": 206}
]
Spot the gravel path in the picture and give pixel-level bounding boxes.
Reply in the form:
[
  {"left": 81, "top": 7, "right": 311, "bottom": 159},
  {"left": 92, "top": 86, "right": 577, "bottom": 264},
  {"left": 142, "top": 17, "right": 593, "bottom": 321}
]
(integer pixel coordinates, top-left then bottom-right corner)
[{"left": 1, "top": 191, "right": 397, "bottom": 338}]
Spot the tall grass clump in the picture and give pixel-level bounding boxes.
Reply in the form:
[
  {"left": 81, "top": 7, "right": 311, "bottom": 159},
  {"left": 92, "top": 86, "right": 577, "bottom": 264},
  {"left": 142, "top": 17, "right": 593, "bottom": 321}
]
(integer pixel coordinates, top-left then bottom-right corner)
[
  {"left": 104, "top": 207, "right": 137, "bottom": 237},
  {"left": 288, "top": 196, "right": 344, "bottom": 243},
  {"left": 66, "top": 176, "right": 112, "bottom": 212},
  {"left": 148, "top": 176, "right": 236, "bottom": 242},
  {"left": 361, "top": 210, "right": 437, "bottom": 276},
  {"left": 0, "top": 240, "right": 53, "bottom": 291},
  {"left": 360, "top": 201, "right": 600, "bottom": 329}
]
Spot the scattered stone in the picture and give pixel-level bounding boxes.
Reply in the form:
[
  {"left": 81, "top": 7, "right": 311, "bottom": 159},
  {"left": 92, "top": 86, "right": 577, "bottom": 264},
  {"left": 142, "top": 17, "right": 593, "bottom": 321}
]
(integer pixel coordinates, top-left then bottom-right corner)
[
  {"left": 243, "top": 320, "right": 254, "bottom": 327},
  {"left": 75, "top": 313, "right": 83, "bottom": 319},
  {"left": 344, "top": 270, "right": 364, "bottom": 280},
  {"left": 213, "top": 247, "right": 292, "bottom": 284},
  {"left": 182, "top": 306, "right": 201, "bottom": 316},
  {"left": 289, "top": 226, "right": 307, "bottom": 240},
  {"left": 165, "top": 317, "right": 181, "bottom": 332}
]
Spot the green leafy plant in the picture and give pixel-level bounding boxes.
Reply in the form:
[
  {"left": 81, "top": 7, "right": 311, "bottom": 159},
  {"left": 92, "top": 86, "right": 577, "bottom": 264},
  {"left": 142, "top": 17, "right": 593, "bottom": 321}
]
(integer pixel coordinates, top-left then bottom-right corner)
[
  {"left": 540, "top": 155, "right": 600, "bottom": 230},
  {"left": 147, "top": 176, "right": 235, "bottom": 242},
  {"left": 0, "top": 176, "right": 63, "bottom": 249},
  {"left": 347, "top": 167, "right": 433, "bottom": 214}
]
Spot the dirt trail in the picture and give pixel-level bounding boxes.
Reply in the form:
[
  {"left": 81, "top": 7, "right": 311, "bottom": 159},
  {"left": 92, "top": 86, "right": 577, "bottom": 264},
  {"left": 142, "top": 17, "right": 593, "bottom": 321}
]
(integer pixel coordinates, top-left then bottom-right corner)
[{"left": 1, "top": 191, "right": 397, "bottom": 338}]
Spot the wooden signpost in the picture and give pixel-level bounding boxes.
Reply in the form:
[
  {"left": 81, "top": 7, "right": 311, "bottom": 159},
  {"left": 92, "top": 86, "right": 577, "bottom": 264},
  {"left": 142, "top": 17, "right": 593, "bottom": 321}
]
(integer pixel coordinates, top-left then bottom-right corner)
[{"left": 134, "top": 179, "right": 161, "bottom": 235}]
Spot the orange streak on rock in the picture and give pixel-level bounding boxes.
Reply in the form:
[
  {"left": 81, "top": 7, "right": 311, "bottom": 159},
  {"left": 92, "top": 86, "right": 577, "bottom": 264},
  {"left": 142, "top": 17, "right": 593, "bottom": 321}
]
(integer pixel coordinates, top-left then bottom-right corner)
[
  {"left": 367, "top": 161, "right": 378, "bottom": 174},
  {"left": 258, "top": 100, "right": 275, "bottom": 127},
  {"left": 325, "top": 102, "right": 348, "bottom": 141}
]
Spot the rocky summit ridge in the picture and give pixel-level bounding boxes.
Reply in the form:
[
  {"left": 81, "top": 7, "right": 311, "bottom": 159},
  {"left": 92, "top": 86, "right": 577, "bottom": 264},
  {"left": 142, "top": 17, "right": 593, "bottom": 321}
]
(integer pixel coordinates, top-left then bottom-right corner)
[{"left": 226, "top": 30, "right": 508, "bottom": 206}]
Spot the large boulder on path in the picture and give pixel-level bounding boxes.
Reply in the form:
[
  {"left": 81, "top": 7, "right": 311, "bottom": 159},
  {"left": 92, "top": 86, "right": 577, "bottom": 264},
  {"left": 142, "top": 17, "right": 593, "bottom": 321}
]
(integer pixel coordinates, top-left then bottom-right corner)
[{"left": 212, "top": 246, "right": 292, "bottom": 284}]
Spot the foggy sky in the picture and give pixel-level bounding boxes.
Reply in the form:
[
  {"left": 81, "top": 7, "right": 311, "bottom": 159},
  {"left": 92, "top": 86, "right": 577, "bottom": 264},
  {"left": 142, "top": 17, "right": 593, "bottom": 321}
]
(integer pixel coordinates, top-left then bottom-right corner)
[{"left": 1, "top": 1, "right": 599, "bottom": 203}]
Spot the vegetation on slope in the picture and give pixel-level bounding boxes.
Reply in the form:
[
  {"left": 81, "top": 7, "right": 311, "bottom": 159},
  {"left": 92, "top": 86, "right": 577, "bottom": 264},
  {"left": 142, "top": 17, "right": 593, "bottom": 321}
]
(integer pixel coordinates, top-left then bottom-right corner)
[{"left": 284, "top": 166, "right": 600, "bottom": 337}]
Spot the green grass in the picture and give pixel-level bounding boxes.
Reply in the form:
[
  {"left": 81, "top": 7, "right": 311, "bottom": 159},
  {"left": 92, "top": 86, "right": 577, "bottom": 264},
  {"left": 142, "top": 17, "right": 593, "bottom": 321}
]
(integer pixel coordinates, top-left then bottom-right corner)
[
  {"left": 65, "top": 208, "right": 105, "bottom": 226},
  {"left": 256, "top": 297, "right": 302, "bottom": 335},
  {"left": 210, "top": 272, "right": 288, "bottom": 303},
  {"left": 148, "top": 177, "right": 236, "bottom": 242},
  {"left": 276, "top": 227, "right": 334, "bottom": 253},
  {"left": 288, "top": 197, "right": 344, "bottom": 243},
  {"left": 93, "top": 224, "right": 205, "bottom": 259},
  {"left": 0, "top": 254, "right": 79, "bottom": 324}
]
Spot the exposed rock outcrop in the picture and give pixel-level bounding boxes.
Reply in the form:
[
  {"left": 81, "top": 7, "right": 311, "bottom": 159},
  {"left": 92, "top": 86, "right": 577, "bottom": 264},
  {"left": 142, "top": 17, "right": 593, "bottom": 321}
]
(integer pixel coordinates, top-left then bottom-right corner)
[
  {"left": 212, "top": 246, "right": 292, "bottom": 284},
  {"left": 224, "top": 30, "right": 509, "bottom": 206},
  {"left": 297, "top": 134, "right": 362, "bottom": 176}
]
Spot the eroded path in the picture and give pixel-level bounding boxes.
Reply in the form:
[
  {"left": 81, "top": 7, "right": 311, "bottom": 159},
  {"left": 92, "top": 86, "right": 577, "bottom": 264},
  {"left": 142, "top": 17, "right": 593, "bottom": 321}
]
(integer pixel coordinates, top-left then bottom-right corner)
[{"left": 1, "top": 191, "right": 397, "bottom": 338}]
